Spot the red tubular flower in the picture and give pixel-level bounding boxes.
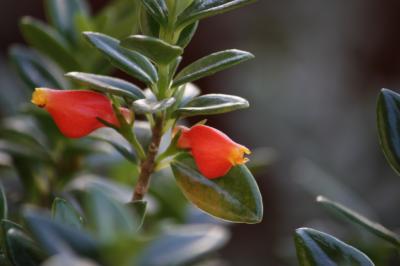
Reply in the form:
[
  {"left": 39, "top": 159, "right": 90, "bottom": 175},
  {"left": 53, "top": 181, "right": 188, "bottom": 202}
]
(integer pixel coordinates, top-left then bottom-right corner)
[
  {"left": 31, "top": 88, "right": 132, "bottom": 138},
  {"left": 176, "top": 125, "right": 251, "bottom": 179}
]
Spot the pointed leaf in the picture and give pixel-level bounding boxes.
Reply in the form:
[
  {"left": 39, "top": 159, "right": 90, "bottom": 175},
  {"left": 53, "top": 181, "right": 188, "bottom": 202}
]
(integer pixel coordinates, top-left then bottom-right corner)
[
  {"left": 65, "top": 72, "right": 145, "bottom": 100},
  {"left": 317, "top": 196, "right": 400, "bottom": 248},
  {"left": 0, "top": 183, "right": 7, "bottom": 221},
  {"left": 121, "top": 35, "right": 183, "bottom": 65},
  {"left": 177, "top": 0, "right": 256, "bottom": 28},
  {"left": 295, "top": 227, "right": 374, "bottom": 266},
  {"left": 5, "top": 228, "right": 45, "bottom": 266},
  {"left": 171, "top": 154, "right": 263, "bottom": 223},
  {"left": 173, "top": 49, "right": 254, "bottom": 87},
  {"left": 24, "top": 210, "right": 99, "bottom": 258},
  {"left": 137, "top": 224, "right": 229, "bottom": 265},
  {"left": 20, "top": 17, "right": 80, "bottom": 71},
  {"left": 377, "top": 88, "right": 400, "bottom": 176},
  {"left": 140, "top": 0, "right": 169, "bottom": 26},
  {"left": 177, "top": 93, "right": 249, "bottom": 117},
  {"left": 133, "top": 98, "right": 176, "bottom": 114},
  {"left": 126, "top": 201, "right": 147, "bottom": 229},
  {"left": 45, "top": 0, "right": 89, "bottom": 44},
  {"left": 176, "top": 21, "right": 198, "bottom": 48},
  {"left": 9, "top": 45, "right": 68, "bottom": 89},
  {"left": 139, "top": 7, "right": 160, "bottom": 37},
  {"left": 84, "top": 32, "right": 158, "bottom": 85},
  {"left": 52, "top": 198, "right": 83, "bottom": 230}
]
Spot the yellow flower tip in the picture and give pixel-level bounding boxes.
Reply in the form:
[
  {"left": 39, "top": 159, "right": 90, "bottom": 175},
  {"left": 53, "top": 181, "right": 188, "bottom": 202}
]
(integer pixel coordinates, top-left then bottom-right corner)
[
  {"left": 230, "top": 145, "right": 251, "bottom": 166},
  {"left": 31, "top": 88, "right": 48, "bottom": 108}
]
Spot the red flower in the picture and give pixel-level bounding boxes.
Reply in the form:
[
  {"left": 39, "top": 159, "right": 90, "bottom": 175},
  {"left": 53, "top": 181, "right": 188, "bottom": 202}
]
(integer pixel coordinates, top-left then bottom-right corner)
[
  {"left": 31, "top": 88, "right": 132, "bottom": 138},
  {"left": 176, "top": 125, "right": 251, "bottom": 179}
]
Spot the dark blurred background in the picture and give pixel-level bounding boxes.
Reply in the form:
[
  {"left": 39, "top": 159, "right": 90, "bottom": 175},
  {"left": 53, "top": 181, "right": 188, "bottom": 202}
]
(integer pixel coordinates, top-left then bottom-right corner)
[{"left": 2, "top": 1, "right": 400, "bottom": 265}]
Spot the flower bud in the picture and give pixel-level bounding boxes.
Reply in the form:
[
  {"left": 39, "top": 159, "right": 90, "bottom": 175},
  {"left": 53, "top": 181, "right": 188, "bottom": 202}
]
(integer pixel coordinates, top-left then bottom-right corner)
[
  {"left": 31, "top": 88, "right": 132, "bottom": 138},
  {"left": 176, "top": 125, "right": 251, "bottom": 179}
]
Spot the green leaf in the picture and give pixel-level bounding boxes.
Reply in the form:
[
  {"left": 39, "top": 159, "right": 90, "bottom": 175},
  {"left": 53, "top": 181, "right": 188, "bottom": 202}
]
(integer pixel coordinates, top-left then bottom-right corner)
[
  {"left": 177, "top": 93, "right": 249, "bottom": 117},
  {"left": 377, "top": 88, "right": 400, "bottom": 176},
  {"left": 126, "top": 201, "right": 147, "bottom": 229},
  {"left": 139, "top": 7, "right": 160, "bottom": 37},
  {"left": 177, "top": 0, "right": 256, "bottom": 28},
  {"left": 45, "top": 0, "right": 89, "bottom": 44},
  {"left": 65, "top": 72, "right": 145, "bottom": 100},
  {"left": 173, "top": 49, "right": 254, "bottom": 87},
  {"left": 294, "top": 227, "right": 374, "bottom": 266},
  {"left": 171, "top": 154, "right": 263, "bottom": 223},
  {"left": 9, "top": 45, "right": 68, "bottom": 90},
  {"left": 133, "top": 98, "right": 176, "bottom": 114},
  {"left": 91, "top": 137, "right": 137, "bottom": 163},
  {"left": 0, "top": 183, "right": 7, "bottom": 221},
  {"left": 316, "top": 196, "right": 400, "bottom": 248},
  {"left": 19, "top": 17, "right": 80, "bottom": 71},
  {"left": 52, "top": 198, "right": 83, "bottom": 230},
  {"left": 140, "top": 0, "right": 169, "bottom": 26},
  {"left": 121, "top": 35, "right": 183, "bottom": 65},
  {"left": 24, "top": 210, "right": 99, "bottom": 258},
  {"left": 176, "top": 21, "right": 198, "bottom": 48},
  {"left": 84, "top": 188, "right": 138, "bottom": 242},
  {"left": 137, "top": 224, "right": 229, "bottom": 265},
  {"left": 83, "top": 32, "right": 158, "bottom": 85},
  {"left": 5, "top": 228, "right": 45, "bottom": 266}
]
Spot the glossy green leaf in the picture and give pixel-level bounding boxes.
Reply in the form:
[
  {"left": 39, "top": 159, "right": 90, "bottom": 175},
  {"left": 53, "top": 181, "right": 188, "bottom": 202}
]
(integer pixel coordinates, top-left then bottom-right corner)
[
  {"left": 140, "top": 0, "right": 169, "bottom": 26},
  {"left": 133, "top": 98, "right": 176, "bottom": 114},
  {"left": 5, "top": 228, "right": 45, "bottom": 266},
  {"left": 24, "top": 210, "right": 99, "bottom": 258},
  {"left": 65, "top": 72, "right": 145, "bottom": 100},
  {"left": 84, "top": 188, "right": 138, "bottom": 242},
  {"left": 126, "top": 201, "right": 147, "bottom": 229},
  {"left": 0, "top": 183, "right": 7, "bottom": 221},
  {"left": 295, "top": 227, "right": 374, "bottom": 266},
  {"left": 84, "top": 32, "right": 158, "bottom": 85},
  {"left": 171, "top": 154, "right": 263, "bottom": 223},
  {"left": 45, "top": 0, "right": 89, "bottom": 44},
  {"left": 139, "top": 7, "right": 160, "bottom": 37},
  {"left": 9, "top": 45, "right": 68, "bottom": 89},
  {"left": 121, "top": 35, "right": 183, "bottom": 65},
  {"left": 177, "top": 0, "right": 256, "bottom": 28},
  {"left": 137, "top": 224, "right": 229, "bottom": 265},
  {"left": 91, "top": 136, "right": 137, "bottom": 163},
  {"left": 173, "top": 49, "right": 254, "bottom": 87},
  {"left": 317, "top": 196, "right": 400, "bottom": 248},
  {"left": 52, "top": 198, "right": 83, "bottom": 230},
  {"left": 175, "top": 0, "right": 195, "bottom": 16},
  {"left": 377, "top": 88, "right": 400, "bottom": 176},
  {"left": 177, "top": 93, "right": 249, "bottom": 116},
  {"left": 20, "top": 17, "right": 80, "bottom": 71},
  {"left": 176, "top": 21, "right": 198, "bottom": 48}
]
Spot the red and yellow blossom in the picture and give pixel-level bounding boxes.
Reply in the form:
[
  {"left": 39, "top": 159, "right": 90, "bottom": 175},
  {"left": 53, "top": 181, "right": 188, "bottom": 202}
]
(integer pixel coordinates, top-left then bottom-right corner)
[
  {"left": 31, "top": 88, "right": 132, "bottom": 138},
  {"left": 176, "top": 124, "right": 251, "bottom": 179}
]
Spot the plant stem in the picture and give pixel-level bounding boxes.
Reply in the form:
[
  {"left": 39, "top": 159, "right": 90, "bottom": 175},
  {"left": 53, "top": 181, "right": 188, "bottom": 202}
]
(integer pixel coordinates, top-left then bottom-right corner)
[{"left": 132, "top": 116, "right": 163, "bottom": 201}]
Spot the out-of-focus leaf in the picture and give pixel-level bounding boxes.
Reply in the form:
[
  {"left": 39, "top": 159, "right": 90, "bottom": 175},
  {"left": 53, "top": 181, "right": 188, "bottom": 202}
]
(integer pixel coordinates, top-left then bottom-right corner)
[
  {"left": 126, "top": 200, "right": 147, "bottom": 229},
  {"left": 377, "top": 88, "right": 400, "bottom": 176},
  {"left": 42, "top": 254, "right": 99, "bottom": 266},
  {"left": 91, "top": 136, "right": 137, "bottom": 163},
  {"left": 52, "top": 198, "right": 83, "bottom": 230},
  {"left": 317, "top": 196, "right": 400, "bottom": 248},
  {"left": 9, "top": 45, "right": 68, "bottom": 90},
  {"left": 0, "top": 183, "right": 7, "bottom": 221},
  {"left": 84, "top": 32, "right": 158, "bottom": 85},
  {"left": 139, "top": 7, "right": 160, "bottom": 37},
  {"left": 177, "top": 0, "right": 256, "bottom": 28},
  {"left": 176, "top": 93, "right": 249, "bottom": 117},
  {"left": 133, "top": 98, "right": 176, "bottom": 114},
  {"left": 121, "top": 35, "right": 183, "bottom": 65},
  {"left": 45, "top": 0, "right": 89, "bottom": 44},
  {"left": 5, "top": 228, "right": 45, "bottom": 266},
  {"left": 137, "top": 224, "right": 229, "bottom": 266},
  {"left": 173, "top": 49, "right": 254, "bottom": 87},
  {"left": 84, "top": 188, "right": 138, "bottom": 242},
  {"left": 20, "top": 17, "right": 80, "bottom": 71},
  {"left": 294, "top": 227, "right": 374, "bottom": 266},
  {"left": 140, "top": 0, "right": 168, "bottom": 26},
  {"left": 65, "top": 72, "right": 145, "bottom": 100},
  {"left": 24, "top": 209, "right": 99, "bottom": 258},
  {"left": 171, "top": 154, "right": 263, "bottom": 223},
  {"left": 176, "top": 21, "right": 198, "bottom": 48}
]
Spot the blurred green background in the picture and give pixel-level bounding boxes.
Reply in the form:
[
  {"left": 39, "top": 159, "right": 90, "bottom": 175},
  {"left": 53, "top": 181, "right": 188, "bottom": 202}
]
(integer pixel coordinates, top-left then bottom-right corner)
[{"left": 1, "top": 0, "right": 400, "bottom": 265}]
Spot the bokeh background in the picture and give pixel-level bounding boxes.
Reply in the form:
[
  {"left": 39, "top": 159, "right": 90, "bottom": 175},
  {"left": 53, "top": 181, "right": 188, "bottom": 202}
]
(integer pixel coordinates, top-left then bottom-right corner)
[{"left": 2, "top": 0, "right": 400, "bottom": 265}]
